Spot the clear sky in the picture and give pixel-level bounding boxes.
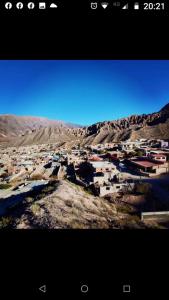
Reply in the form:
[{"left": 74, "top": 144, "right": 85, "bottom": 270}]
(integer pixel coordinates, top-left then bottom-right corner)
[{"left": 0, "top": 60, "right": 168, "bottom": 125}]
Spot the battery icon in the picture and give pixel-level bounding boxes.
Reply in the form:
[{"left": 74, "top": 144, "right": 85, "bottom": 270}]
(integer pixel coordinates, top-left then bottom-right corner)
[{"left": 134, "top": 2, "right": 139, "bottom": 9}]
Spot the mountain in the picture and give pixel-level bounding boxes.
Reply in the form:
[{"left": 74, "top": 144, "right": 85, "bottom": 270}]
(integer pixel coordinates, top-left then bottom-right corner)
[
  {"left": 0, "top": 115, "right": 83, "bottom": 146},
  {"left": 0, "top": 103, "right": 169, "bottom": 147},
  {"left": 81, "top": 103, "right": 169, "bottom": 145},
  {"left": 160, "top": 103, "right": 169, "bottom": 114}
]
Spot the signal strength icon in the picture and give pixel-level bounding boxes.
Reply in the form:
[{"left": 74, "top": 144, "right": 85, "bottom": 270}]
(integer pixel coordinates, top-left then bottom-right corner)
[
  {"left": 101, "top": 2, "right": 109, "bottom": 9},
  {"left": 122, "top": 3, "right": 128, "bottom": 9}
]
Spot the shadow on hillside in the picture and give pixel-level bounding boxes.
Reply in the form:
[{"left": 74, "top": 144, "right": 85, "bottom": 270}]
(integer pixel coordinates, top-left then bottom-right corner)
[{"left": 0, "top": 180, "right": 60, "bottom": 228}]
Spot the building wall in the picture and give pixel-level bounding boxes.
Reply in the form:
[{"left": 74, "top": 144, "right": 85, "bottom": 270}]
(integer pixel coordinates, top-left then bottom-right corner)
[
  {"left": 100, "top": 183, "right": 134, "bottom": 197},
  {"left": 152, "top": 156, "right": 167, "bottom": 162},
  {"left": 94, "top": 166, "right": 115, "bottom": 173},
  {"left": 93, "top": 176, "right": 107, "bottom": 185}
]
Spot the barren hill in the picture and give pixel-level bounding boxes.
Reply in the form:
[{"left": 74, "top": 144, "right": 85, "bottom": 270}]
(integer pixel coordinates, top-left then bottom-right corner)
[
  {"left": 15, "top": 180, "right": 145, "bottom": 229},
  {"left": 0, "top": 103, "right": 169, "bottom": 147},
  {"left": 0, "top": 115, "right": 83, "bottom": 146},
  {"left": 82, "top": 102, "right": 169, "bottom": 144}
]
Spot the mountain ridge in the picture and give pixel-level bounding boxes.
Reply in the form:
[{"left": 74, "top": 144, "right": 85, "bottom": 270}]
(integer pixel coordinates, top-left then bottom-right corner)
[{"left": 0, "top": 103, "right": 169, "bottom": 146}]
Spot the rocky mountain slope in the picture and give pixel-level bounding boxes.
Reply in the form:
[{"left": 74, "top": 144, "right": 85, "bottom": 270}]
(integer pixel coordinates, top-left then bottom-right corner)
[
  {"left": 82, "top": 103, "right": 169, "bottom": 144},
  {"left": 0, "top": 115, "right": 82, "bottom": 146},
  {"left": 14, "top": 180, "right": 146, "bottom": 229},
  {"left": 0, "top": 103, "right": 169, "bottom": 146}
]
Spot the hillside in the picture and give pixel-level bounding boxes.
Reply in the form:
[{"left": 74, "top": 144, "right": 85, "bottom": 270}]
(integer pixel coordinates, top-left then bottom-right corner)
[
  {"left": 82, "top": 103, "right": 169, "bottom": 144},
  {"left": 0, "top": 103, "right": 169, "bottom": 147},
  {"left": 14, "top": 180, "right": 145, "bottom": 229},
  {"left": 0, "top": 115, "right": 83, "bottom": 146}
]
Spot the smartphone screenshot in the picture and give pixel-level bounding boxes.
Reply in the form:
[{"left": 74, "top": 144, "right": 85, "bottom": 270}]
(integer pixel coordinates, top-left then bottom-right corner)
[{"left": 0, "top": 0, "right": 169, "bottom": 298}]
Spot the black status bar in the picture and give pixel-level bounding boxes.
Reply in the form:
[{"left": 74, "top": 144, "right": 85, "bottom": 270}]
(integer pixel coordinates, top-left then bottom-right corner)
[{"left": 0, "top": 1, "right": 168, "bottom": 15}]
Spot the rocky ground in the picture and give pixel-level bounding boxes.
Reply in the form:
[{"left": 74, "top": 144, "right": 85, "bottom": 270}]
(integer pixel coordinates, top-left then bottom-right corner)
[
  {"left": 1, "top": 178, "right": 168, "bottom": 229},
  {"left": 7, "top": 179, "right": 151, "bottom": 229}
]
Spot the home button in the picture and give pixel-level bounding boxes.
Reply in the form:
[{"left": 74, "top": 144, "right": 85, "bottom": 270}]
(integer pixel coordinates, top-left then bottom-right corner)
[{"left": 81, "top": 284, "right": 89, "bottom": 293}]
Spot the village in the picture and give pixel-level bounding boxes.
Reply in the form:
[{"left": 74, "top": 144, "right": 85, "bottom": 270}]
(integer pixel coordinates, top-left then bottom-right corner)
[{"left": 0, "top": 138, "right": 169, "bottom": 225}]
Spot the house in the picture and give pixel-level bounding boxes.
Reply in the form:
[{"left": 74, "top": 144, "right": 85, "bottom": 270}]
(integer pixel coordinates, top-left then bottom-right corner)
[
  {"left": 88, "top": 155, "right": 103, "bottom": 161},
  {"left": 53, "top": 154, "right": 60, "bottom": 161},
  {"left": 121, "top": 140, "right": 149, "bottom": 151},
  {"left": 89, "top": 161, "right": 117, "bottom": 174},
  {"left": 92, "top": 171, "right": 113, "bottom": 185},
  {"left": 104, "top": 143, "right": 116, "bottom": 149},
  {"left": 90, "top": 144, "right": 105, "bottom": 152},
  {"left": 99, "top": 182, "right": 134, "bottom": 197},
  {"left": 71, "top": 149, "right": 84, "bottom": 155},
  {"left": 149, "top": 153, "right": 167, "bottom": 162},
  {"left": 129, "top": 158, "right": 169, "bottom": 176},
  {"left": 106, "top": 151, "right": 124, "bottom": 162},
  {"left": 160, "top": 140, "right": 169, "bottom": 148},
  {"left": 121, "top": 141, "right": 141, "bottom": 151},
  {"left": 67, "top": 154, "right": 85, "bottom": 166}
]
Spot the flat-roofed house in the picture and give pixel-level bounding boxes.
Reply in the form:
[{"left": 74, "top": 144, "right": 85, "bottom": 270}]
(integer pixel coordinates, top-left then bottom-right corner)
[
  {"left": 100, "top": 182, "right": 134, "bottom": 197},
  {"left": 88, "top": 155, "right": 103, "bottom": 162},
  {"left": 160, "top": 140, "right": 169, "bottom": 148},
  {"left": 89, "top": 161, "right": 117, "bottom": 174},
  {"left": 92, "top": 171, "right": 112, "bottom": 185}
]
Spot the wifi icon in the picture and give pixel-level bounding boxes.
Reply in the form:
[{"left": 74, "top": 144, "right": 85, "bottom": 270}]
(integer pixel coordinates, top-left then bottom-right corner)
[{"left": 101, "top": 2, "right": 109, "bottom": 9}]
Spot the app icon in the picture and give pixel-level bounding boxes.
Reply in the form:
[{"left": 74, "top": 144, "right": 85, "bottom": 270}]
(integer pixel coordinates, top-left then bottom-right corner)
[
  {"left": 28, "top": 2, "right": 35, "bottom": 9},
  {"left": 50, "top": 3, "right": 58, "bottom": 8},
  {"left": 91, "top": 2, "right": 98, "bottom": 9},
  {"left": 5, "top": 2, "right": 12, "bottom": 9},
  {"left": 16, "top": 2, "right": 24, "bottom": 9},
  {"left": 39, "top": 2, "right": 46, "bottom": 9}
]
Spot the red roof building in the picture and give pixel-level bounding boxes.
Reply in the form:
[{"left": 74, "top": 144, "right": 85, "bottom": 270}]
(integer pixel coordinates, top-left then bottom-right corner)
[{"left": 89, "top": 155, "right": 103, "bottom": 162}]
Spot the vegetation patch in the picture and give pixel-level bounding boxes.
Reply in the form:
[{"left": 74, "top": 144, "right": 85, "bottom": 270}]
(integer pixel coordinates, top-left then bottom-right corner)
[
  {"left": 117, "top": 203, "right": 134, "bottom": 214},
  {"left": 0, "top": 183, "right": 12, "bottom": 189},
  {"left": 30, "top": 174, "right": 45, "bottom": 180},
  {"left": 30, "top": 203, "right": 41, "bottom": 215},
  {"left": 0, "top": 216, "right": 13, "bottom": 229},
  {"left": 134, "top": 182, "right": 152, "bottom": 194}
]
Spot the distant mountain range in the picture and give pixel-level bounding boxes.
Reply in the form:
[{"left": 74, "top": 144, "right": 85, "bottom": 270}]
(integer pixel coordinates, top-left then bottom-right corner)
[
  {"left": 0, "top": 115, "right": 82, "bottom": 146},
  {"left": 0, "top": 103, "right": 169, "bottom": 147}
]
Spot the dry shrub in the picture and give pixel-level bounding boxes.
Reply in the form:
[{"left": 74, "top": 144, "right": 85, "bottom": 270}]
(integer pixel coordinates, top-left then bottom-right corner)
[
  {"left": 31, "top": 203, "right": 41, "bottom": 215},
  {"left": 135, "top": 183, "right": 152, "bottom": 194},
  {"left": 0, "top": 216, "right": 13, "bottom": 229},
  {"left": 25, "top": 197, "right": 34, "bottom": 203},
  {"left": 31, "top": 174, "right": 45, "bottom": 180}
]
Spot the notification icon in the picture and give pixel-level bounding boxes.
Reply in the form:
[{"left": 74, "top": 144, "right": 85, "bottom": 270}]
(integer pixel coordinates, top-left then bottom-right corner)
[
  {"left": 28, "top": 2, "right": 35, "bottom": 9},
  {"left": 5, "top": 2, "right": 12, "bottom": 9},
  {"left": 16, "top": 2, "right": 24, "bottom": 9}
]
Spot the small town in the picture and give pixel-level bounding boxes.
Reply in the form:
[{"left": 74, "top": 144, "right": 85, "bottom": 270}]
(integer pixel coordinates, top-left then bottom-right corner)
[{"left": 0, "top": 138, "right": 169, "bottom": 228}]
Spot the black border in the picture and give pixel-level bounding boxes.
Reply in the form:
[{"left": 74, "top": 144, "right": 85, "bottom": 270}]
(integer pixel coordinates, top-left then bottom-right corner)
[
  {"left": 0, "top": 6, "right": 168, "bottom": 59},
  {"left": 0, "top": 3, "right": 169, "bottom": 298}
]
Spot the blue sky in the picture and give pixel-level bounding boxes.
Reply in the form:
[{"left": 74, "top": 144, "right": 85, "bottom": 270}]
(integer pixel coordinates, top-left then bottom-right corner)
[{"left": 0, "top": 60, "right": 168, "bottom": 125}]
